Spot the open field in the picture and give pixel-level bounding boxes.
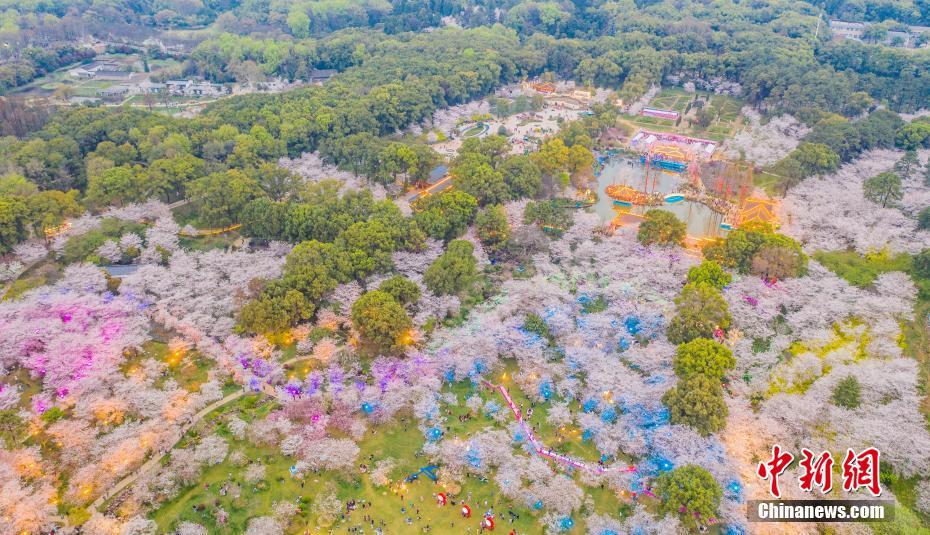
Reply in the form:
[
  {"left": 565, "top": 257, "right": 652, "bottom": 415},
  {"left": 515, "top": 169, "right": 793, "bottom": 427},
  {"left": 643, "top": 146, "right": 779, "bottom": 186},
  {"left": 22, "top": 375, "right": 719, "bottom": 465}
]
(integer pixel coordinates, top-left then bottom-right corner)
[
  {"left": 621, "top": 87, "right": 746, "bottom": 142},
  {"left": 149, "top": 369, "right": 637, "bottom": 535}
]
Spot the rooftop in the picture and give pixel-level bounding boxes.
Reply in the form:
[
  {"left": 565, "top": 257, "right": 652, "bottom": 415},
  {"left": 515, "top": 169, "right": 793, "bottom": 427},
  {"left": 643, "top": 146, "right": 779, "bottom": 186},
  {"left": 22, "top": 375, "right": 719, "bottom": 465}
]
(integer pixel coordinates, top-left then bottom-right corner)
[
  {"left": 429, "top": 165, "right": 449, "bottom": 183},
  {"left": 95, "top": 70, "right": 132, "bottom": 78},
  {"left": 102, "top": 264, "right": 140, "bottom": 277},
  {"left": 309, "top": 69, "right": 337, "bottom": 81}
]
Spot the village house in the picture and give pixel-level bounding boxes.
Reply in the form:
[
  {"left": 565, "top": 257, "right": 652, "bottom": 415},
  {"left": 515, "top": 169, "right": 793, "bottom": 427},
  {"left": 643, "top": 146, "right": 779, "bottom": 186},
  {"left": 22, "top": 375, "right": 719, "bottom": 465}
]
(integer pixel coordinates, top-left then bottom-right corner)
[
  {"left": 94, "top": 70, "right": 133, "bottom": 81},
  {"left": 96, "top": 85, "right": 131, "bottom": 100},
  {"left": 189, "top": 82, "right": 228, "bottom": 96},
  {"left": 138, "top": 80, "right": 167, "bottom": 94},
  {"left": 830, "top": 19, "right": 929, "bottom": 48},
  {"left": 68, "top": 96, "right": 102, "bottom": 105},
  {"left": 308, "top": 69, "right": 337, "bottom": 84},
  {"left": 829, "top": 20, "right": 865, "bottom": 40},
  {"left": 69, "top": 61, "right": 123, "bottom": 79},
  {"left": 165, "top": 80, "right": 228, "bottom": 97}
]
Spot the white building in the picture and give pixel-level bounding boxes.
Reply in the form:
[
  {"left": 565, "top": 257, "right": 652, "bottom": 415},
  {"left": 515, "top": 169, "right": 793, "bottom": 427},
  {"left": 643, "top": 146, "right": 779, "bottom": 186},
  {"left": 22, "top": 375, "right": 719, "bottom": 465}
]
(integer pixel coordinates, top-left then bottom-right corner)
[
  {"left": 69, "top": 61, "right": 123, "bottom": 79},
  {"left": 830, "top": 19, "right": 930, "bottom": 48},
  {"left": 164, "top": 80, "right": 228, "bottom": 97}
]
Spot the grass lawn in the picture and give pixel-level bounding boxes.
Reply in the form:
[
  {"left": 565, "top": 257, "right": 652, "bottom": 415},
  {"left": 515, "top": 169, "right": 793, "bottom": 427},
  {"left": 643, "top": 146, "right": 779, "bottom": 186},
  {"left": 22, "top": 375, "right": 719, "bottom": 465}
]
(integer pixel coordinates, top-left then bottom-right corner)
[
  {"left": 179, "top": 232, "right": 242, "bottom": 252},
  {"left": 619, "top": 87, "right": 745, "bottom": 143},
  {"left": 618, "top": 117, "right": 677, "bottom": 135},
  {"left": 120, "top": 340, "right": 218, "bottom": 393},
  {"left": 148, "top": 58, "right": 184, "bottom": 70},
  {"left": 442, "top": 361, "right": 632, "bottom": 467},
  {"left": 801, "top": 250, "right": 930, "bottom": 530},
  {"left": 813, "top": 250, "right": 912, "bottom": 288},
  {"left": 753, "top": 171, "right": 784, "bottom": 196},
  {"left": 150, "top": 364, "right": 638, "bottom": 534},
  {"left": 463, "top": 124, "right": 487, "bottom": 137},
  {"left": 151, "top": 395, "right": 547, "bottom": 534},
  {"left": 67, "top": 79, "right": 118, "bottom": 98},
  {"left": 3, "top": 273, "right": 49, "bottom": 300},
  {"left": 814, "top": 249, "right": 930, "bottom": 416},
  {"left": 649, "top": 87, "right": 692, "bottom": 113}
]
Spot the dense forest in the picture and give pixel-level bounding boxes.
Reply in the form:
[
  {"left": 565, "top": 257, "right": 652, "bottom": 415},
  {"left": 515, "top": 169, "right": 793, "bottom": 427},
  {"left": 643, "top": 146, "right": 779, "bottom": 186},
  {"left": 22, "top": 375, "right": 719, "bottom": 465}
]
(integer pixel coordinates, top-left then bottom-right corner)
[
  {"left": 180, "top": 1, "right": 930, "bottom": 115},
  {"left": 1, "top": 0, "right": 929, "bottom": 101}
]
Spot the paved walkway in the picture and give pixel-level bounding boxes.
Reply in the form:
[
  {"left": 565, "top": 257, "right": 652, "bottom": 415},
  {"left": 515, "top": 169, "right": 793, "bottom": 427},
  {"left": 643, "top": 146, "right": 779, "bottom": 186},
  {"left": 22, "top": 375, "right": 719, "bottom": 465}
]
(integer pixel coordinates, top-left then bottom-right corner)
[
  {"left": 90, "top": 355, "right": 312, "bottom": 512},
  {"left": 406, "top": 174, "right": 453, "bottom": 203},
  {"left": 166, "top": 199, "right": 190, "bottom": 210},
  {"left": 90, "top": 388, "right": 245, "bottom": 511}
]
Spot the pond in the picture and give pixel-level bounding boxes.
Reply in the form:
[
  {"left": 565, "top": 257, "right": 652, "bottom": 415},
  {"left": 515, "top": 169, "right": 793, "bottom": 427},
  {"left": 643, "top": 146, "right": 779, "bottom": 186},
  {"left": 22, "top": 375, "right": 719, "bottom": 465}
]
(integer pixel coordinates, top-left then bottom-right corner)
[{"left": 592, "top": 157, "right": 727, "bottom": 239}]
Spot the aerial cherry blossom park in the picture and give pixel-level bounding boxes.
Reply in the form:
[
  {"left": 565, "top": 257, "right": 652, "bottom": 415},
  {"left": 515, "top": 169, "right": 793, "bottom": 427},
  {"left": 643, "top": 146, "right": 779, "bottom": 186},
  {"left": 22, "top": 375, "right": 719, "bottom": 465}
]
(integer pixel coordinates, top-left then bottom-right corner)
[{"left": 2, "top": 72, "right": 930, "bottom": 535}]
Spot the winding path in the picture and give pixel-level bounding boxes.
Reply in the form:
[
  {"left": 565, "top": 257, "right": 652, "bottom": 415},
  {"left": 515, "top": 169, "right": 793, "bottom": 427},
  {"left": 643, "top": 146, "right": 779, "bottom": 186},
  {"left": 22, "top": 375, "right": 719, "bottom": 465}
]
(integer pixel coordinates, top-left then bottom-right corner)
[
  {"left": 90, "top": 355, "right": 312, "bottom": 513},
  {"left": 90, "top": 389, "right": 245, "bottom": 511},
  {"left": 483, "top": 380, "right": 636, "bottom": 476}
]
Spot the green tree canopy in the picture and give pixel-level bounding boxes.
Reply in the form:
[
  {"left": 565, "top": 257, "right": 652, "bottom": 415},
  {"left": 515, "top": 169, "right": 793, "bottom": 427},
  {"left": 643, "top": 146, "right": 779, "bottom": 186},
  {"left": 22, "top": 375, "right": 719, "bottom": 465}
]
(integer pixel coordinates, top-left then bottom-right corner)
[
  {"left": 895, "top": 121, "right": 930, "bottom": 150},
  {"left": 475, "top": 205, "right": 510, "bottom": 254},
  {"left": 379, "top": 275, "right": 421, "bottom": 306},
  {"left": 189, "top": 169, "right": 266, "bottom": 227},
  {"left": 913, "top": 249, "right": 930, "bottom": 279},
  {"left": 0, "top": 195, "right": 29, "bottom": 254},
  {"left": 523, "top": 199, "right": 574, "bottom": 230},
  {"left": 379, "top": 142, "right": 419, "bottom": 188},
  {"left": 424, "top": 239, "right": 478, "bottom": 295},
  {"left": 637, "top": 209, "right": 686, "bottom": 246},
  {"left": 500, "top": 155, "right": 542, "bottom": 199},
  {"left": 795, "top": 142, "right": 841, "bottom": 174},
  {"left": 662, "top": 373, "right": 728, "bottom": 436},
  {"left": 146, "top": 154, "right": 205, "bottom": 202},
  {"left": 451, "top": 152, "right": 510, "bottom": 206},
  {"left": 0, "top": 409, "right": 26, "bottom": 449},
  {"left": 351, "top": 290, "right": 413, "bottom": 354},
  {"left": 686, "top": 261, "right": 731, "bottom": 290},
  {"left": 894, "top": 150, "right": 919, "bottom": 181},
  {"left": 704, "top": 223, "right": 807, "bottom": 278},
  {"left": 531, "top": 138, "right": 570, "bottom": 177},
  {"left": 335, "top": 219, "right": 397, "bottom": 279},
  {"left": 457, "top": 135, "right": 511, "bottom": 169},
  {"left": 654, "top": 465, "right": 723, "bottom": 528},
  {"left": 0, "top": 174, "right": 38, "bottom": 197},
  {"left": 750, "top": 242, "right": 808, "bottom": 281},
  {"left": 84, "top": 165, "right": 146, "bottom": 208},
  {"left": 673, "top": 338, "right": 735, "bottom": 380},
  {"left": 251, "top": 162, "right": 301, "bottom": 201},
  {"left": 413, "top": 190, "right": 478, "bottom": 241},
  {"left": 26, "top": 189, "right": 82, "bottom": 239},
  {"left": 238, "top": 239, "right": 352, "bottom": 334},
  {"left": 241, "top": 198, "right": 289, "bottom": 241},
  {"left": 832, "top": 375, "right": 861, "bottom": 409},
  {"left": 919, "top": 207, "right": 930, "bottom": 230},
  {"left": 863, "top": 171, "right": 902, "bottom": 208},
  {"left": 667, "top": 283, "right": 732, "bottom": 344},
  {"left": 237, "top": 287, "right": 314, "bottom": 335}
]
